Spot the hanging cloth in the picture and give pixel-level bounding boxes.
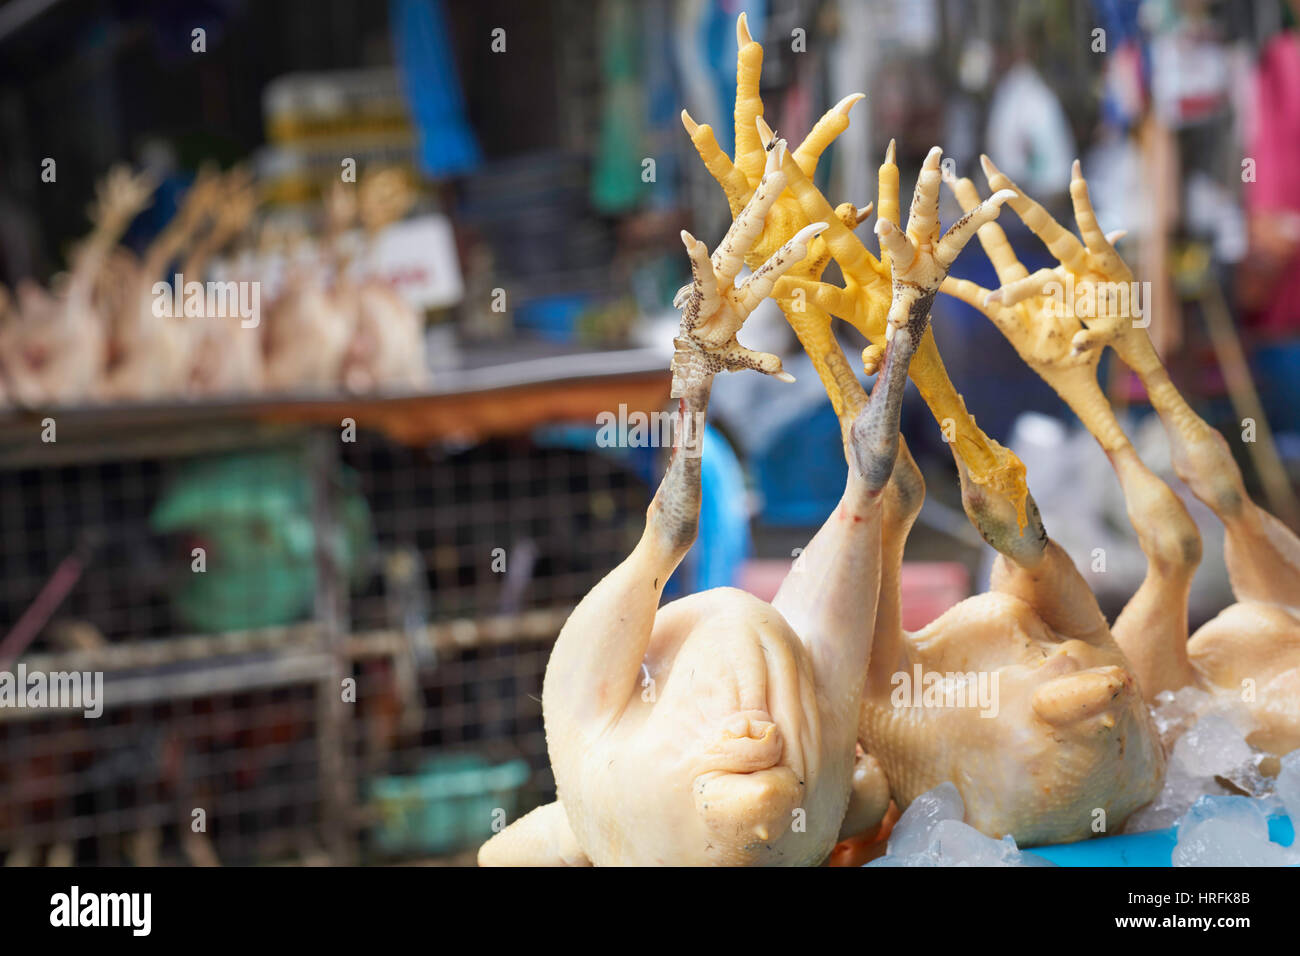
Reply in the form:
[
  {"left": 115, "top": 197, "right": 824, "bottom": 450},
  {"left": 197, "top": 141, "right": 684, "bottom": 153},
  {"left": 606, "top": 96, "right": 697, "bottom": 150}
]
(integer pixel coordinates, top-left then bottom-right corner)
[{"left": 390, "top": 0, "right": 483, "bottom": 179}]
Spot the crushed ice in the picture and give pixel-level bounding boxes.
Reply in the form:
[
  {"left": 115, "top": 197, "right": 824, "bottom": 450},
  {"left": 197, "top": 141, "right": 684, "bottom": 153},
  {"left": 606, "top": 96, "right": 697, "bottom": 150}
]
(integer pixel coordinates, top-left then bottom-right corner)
[
  {"left": 867, "top": 782, "right": 1055, "bottom": 867},
  {"left": 1123, "top": 688, "right": 1299, "bottom": 866},
  {"left": 1125, "top": 687, "right": 1272, "bottom": 832}
]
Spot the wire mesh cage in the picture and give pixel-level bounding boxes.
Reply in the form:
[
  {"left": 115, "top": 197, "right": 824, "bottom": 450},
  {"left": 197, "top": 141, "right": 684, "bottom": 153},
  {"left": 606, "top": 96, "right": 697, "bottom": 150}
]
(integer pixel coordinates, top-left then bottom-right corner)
[{"left": 0, "top": 411, "right": 651, "bottom": 865}]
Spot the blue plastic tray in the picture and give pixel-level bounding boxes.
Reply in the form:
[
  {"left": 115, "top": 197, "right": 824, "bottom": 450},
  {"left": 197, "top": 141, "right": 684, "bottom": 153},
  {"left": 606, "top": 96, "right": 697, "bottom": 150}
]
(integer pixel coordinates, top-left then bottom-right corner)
[{"left": 1028, "top": 814, "right": 1295, "bottom": 867}]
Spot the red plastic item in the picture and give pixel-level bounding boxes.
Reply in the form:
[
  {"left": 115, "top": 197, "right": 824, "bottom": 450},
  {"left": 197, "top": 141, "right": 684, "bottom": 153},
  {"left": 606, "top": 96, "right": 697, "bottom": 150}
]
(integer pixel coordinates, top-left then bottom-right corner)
[{"left": 737, "top": 559, "right": 971, "bottom": 631}]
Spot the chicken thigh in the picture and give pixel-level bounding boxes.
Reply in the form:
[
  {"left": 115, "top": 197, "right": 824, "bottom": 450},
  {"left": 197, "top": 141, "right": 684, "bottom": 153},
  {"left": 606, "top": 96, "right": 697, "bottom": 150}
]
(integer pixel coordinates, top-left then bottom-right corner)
[{"left": 946, "top": 158, "right": 1300, "bottom": 756}]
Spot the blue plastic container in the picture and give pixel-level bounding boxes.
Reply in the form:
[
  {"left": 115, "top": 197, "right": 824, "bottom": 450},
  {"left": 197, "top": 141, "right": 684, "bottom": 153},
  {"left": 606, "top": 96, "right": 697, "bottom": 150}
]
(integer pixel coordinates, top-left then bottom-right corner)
[
  {"left": 1254, "top": 341, "right": 1300, "bottom": 435},
  {"left": 1029, "top": 813, "right": 1295, "bottom": 867}
]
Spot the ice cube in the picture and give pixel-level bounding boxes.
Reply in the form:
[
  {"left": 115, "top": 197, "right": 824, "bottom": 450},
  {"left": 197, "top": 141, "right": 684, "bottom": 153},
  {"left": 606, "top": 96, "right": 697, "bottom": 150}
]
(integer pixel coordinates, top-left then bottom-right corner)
[
  {"left": 931, "top": 819, "right": 1003, "bottom": 865},
  {"left": 1127, "top": 706, "right": 1276, "bottom": 834},
  {"left": 1150, "top": 686, "right": 1214, "bottom": 747},
  {"left": 1172, "top": 714, "right": 1254, "bottom": 778},
  {"left": 1276, "top": 749, "right": 1300, "bottom": 825},
  {"left": 887, "top": 781, "right": 964, "bottom": 857},
  {"left": 1173, "top": 818, "right": 1297, "bottom": 866},
  {"left": 866, "top": 853, "right": 939, "bottom": 867},
  {"left": 1176, "top": 794, "right": 1269, "bottom": 839},
  {"left": 870, "top": 783, "right": 1055, "bottom": 867},
  {"left": 1125, "top": 762, "right": 1224, "bottom": 833},
  {"left": 1172, "top": 793, "right": 1300, "bottom": 866}
]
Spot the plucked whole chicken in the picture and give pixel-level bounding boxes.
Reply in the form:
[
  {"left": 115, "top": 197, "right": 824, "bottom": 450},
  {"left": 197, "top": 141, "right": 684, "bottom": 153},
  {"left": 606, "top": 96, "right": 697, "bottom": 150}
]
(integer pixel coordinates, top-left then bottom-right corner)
[
  {"left": 481, "top": 118, "right": 1019, "bottom": 864},
  {"left": 944, "top": 158, "right": 1300, "bottom": 757},
  {"left": 1, "top": 164, "right": 430, "bottom": 404},
  {"left": 683, "top": 15, "right": 1164, "bottom": 851}
]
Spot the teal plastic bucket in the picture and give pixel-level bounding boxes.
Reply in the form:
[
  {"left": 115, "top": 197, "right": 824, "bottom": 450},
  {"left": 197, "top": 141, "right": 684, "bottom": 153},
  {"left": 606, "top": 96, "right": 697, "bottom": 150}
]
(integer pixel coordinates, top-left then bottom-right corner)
[{"left": 368, "top": 754, "right": 532, "bottom": 857}]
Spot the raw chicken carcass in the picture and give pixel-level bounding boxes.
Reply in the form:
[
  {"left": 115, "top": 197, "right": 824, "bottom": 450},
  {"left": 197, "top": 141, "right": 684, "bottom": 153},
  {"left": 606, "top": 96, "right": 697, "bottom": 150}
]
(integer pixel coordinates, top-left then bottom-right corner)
[
  {"left": 779, "top": 137, "right": 1164, "bottom": 847},
  {"left": 482, "top": 139, "right": 907, "bottom": 866},
  {"left": 684, "top": 18, "right": 1164, "bottom": 848},
  {"left": 102, "top": 167, "right": 224, "bottom": 401},
  {"left": 183, "top": 168, "right": 264, "bottom": 397},
  {"left": 261, "top": 230, "right": 353, "bottom": 393},
  {"left": 335, "top": 170, "right": 429, "bottom": 394},
  {"left": 0, "top": 166, "right": 153, "bottom": 406},
  {"left": 339, "top": 282, "right": 428, "bottom": 393},
  {"left": 947, "top": 158, "right": 1300, "bottom": 756}
]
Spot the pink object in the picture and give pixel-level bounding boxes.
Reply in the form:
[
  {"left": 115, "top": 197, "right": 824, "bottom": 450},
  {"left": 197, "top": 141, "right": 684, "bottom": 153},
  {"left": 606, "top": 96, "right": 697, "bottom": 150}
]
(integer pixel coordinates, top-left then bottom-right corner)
[
  {"left": 737, "top": 559, "right": 971, "bottom": 631},
  {"left": 1246, "top": 30, "right": 1300, "bottom": 335}
]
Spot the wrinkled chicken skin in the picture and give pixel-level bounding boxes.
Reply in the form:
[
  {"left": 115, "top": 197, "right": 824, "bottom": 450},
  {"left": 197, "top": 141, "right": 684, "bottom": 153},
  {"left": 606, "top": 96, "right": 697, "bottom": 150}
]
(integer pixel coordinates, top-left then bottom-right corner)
[
  {"left": 947, "top": 158, "right": 1300, "bottom": 755},
  {"left": 0, "top": 167, "right": 153, "bottom": 407},
  {"left": 481, "top": 139, "right": 907, "bottom": 866}
]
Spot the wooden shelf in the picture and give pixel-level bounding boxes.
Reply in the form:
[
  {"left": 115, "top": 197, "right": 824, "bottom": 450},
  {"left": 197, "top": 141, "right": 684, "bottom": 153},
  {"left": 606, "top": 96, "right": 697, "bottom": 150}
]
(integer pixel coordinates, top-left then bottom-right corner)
[{"left": 0, "top": 346, "right": 671, "bottom": 465}]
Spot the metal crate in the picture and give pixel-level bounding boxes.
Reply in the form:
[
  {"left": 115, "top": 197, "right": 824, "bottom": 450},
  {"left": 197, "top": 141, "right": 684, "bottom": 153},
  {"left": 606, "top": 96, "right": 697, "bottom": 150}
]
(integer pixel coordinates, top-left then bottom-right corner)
[{"left": 0, "top": 406, "right": 650, "bottom": 865}]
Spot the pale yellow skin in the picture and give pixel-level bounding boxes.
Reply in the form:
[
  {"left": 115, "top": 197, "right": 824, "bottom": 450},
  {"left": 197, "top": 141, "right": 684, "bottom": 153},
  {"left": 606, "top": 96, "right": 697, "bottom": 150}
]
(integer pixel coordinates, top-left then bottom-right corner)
[
  {"left": 182, "top": 169, "right": 264, "bottom": 397},
  {"left": 0, "top": 167, "right": 153, "bottom": 407},
  {"left": 330, "top": 172, "right": 430, "bottom": 395},
  {"left": 846, "top": 149, "right": 1161, "bottom": 847},
  {"left": 101, "top": 168, "right": 230, "bottom": 401},
  {"left": 684, "top": 16, "right": 1163, "bottom": 846},
  {"left": 481, "top": 140, "right": 914, "bottom": 866},
  {"left": 946, "top": 158, "right": 1300, "bottom": 757}
]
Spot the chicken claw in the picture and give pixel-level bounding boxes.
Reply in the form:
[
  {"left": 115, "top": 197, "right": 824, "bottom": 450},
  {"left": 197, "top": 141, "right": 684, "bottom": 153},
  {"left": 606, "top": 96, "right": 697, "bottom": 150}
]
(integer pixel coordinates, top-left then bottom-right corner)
[
  {"left": 671, "top": 137, "right": 824, "bottom": 397},
  {"left": 870, "top": 145, "right": 1014, "bottom": 350},
  {"left": 87, "top": 165, "right": 156, "bottom": 230}
]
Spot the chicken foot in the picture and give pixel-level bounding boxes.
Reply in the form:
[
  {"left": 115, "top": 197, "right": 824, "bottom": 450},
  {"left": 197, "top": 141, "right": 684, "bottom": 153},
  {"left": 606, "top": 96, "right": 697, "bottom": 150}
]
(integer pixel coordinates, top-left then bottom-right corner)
[{"left": 681, "top": 15, "right": 1030, "bottom": 528}]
